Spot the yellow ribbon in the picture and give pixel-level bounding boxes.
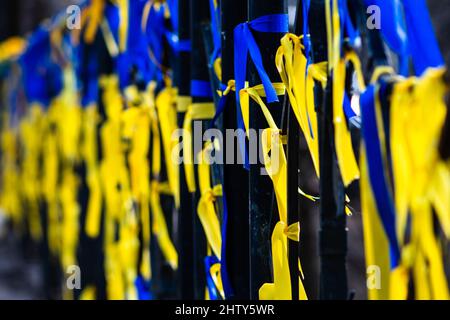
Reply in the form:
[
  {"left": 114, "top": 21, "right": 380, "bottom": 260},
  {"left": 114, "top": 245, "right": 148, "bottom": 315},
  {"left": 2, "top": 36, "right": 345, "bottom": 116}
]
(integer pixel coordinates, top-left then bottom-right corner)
[
  {"left": 42, "top": 100, "right": 61, "bottom": 256},
  {"left": 149, "top": 181, "right": 178, "bottom": 270},
  {"left": 276, "top": 34, "right": 320, "bottom": 176},
  {"left": 326, "top": 0, "right": 360, "bottom": 186},
  {"left": 197, "top": 142, "right": 223, "bottom": 260},
  {"left": 360, "top": 145, "right": 391, "bottom": 300},
  {"left": 177, "top": 96, "right": 192, "bottom": 113},
  {"left": 362, "top": 67, "right": 450, "bottom": 300},
  {"left": 82, "top": 104, "right": 102, "bottom": 239},
  {"left": 259, "top": 221, "right": 307, "bottom": 300},
  {"left": 84, "top": 0, "right": 105, "bottom": 44},
  {"left": 182, "top": 102, "right": 216, "bottom": 193},
  {"left": 117, "top": 0, "right": 129, "bottom": 52},
  {"left": 19, "top": 104, "right": 45, "bottom": 241},
  {"left": 0, "top": 126, "right": 22, "bottom": 228},
  {"left": 0, "top": 37, "right": 26, "bottom": 62},
  {"left": 156, "top": 87, "right": 180, "bottom": 208},
  {"left": 238, "top": 82, "right": 307, "bottom": 300},
  {"left": 209, "top": 261, "right": 225, "bottom": 299},
  {"left": 99, "top": 77, "right": 140, "bottom": 299},
  {"left": 389, "top": 68, "right": 449, "bottom": 299}
]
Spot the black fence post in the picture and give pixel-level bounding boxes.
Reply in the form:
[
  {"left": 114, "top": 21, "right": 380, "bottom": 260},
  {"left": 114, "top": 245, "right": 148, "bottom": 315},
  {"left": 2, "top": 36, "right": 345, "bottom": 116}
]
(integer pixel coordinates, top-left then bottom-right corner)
[
  {"left": 190, "top": 0, "right": 212, "bottom": 299},
  {"left": 176, "top": 0, "right": 195, "bottom": 300},
  {"left": 221, "top": 0, "right": 250, "bottom": 300},
  {"left": 309, "top": 0, "right": 348, "bottom": 300},
  {"left": 247, "top": 0, "right": 288, "bottom": 300}
]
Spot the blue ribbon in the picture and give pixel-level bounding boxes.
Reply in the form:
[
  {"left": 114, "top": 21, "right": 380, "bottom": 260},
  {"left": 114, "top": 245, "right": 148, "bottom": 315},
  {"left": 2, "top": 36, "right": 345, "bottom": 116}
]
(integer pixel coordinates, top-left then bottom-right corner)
[
  {"left": 220, "top": 188, "right": 233, "bottom": 299},
  {"left": 204, "top": 256, "right": 221, "bottom": 300},
  {"left": 364, "top": 0, "right": 409, "bottom": 75},
  {"left": 20, "top": 27, "right": 63, "bottom": 108},
  {"left": 134, "top": 276, "right": 154, "bottom": 300},
  {"left": 343, "top": 93, "right": 356, "bottom": 120},
  {"left": 364, "top": 0, "right": 443, "bottom": 76},
  {"left": 340, "top": 0, "right": 359, "bottom": 47},
  {"left": 118, "top": 0, "right": 152, "bottom": 89},
  {"left": 401, "top": 0, "right": 444, "bottom": 76},
  {"left": 209, "top": 0, "right": 221, "bottom": 67},
  {"left": 209, "top": 83, "right": 228, "bottom": 129},
  {"left": 177, "top": 40, "right": 191, "bottom": 52},
  {"left": 166, "top": 0, "right": 179, "bottom": 34},
  {"left": 234, "top": 14, "right": 289, "bottom": 170},
  {"left": 360, "top": 84, "right": 400, "bottom": 269},
  {"left": 191, "top": 80, "right": 213, "bottom": 98},
  {"left": 104, "top": 1, "right": 120, "bottom": 47},
  {"left": 302, "top": 0, "right": 311, "bottom": 60}
]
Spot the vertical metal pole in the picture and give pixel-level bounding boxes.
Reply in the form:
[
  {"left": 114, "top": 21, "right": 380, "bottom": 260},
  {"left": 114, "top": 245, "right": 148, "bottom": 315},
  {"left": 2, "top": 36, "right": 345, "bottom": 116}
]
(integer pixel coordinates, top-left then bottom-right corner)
[
  {"left": 285, "top": 0, "right": 304, "bottom": 300},
  {"left": 309, "top": 0, "right": 348, "bottom": 300},
  {"left": 177, "top": 0, "right": 195, "bottom": 300},
  {"left": 190, "top": 0, "right": 212, "bottom": 299},
  {"left": 248, "top": 0, "right": 288, "bottom": 300},
  {"left": 221, "top": 0, "right": 250, "bottom": 300}
]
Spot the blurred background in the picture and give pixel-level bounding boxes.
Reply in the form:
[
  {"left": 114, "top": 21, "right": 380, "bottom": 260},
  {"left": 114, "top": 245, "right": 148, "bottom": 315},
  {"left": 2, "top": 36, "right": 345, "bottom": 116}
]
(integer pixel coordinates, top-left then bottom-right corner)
[{"left": 0, "top": 0, "right": 448, "bottom": 300}]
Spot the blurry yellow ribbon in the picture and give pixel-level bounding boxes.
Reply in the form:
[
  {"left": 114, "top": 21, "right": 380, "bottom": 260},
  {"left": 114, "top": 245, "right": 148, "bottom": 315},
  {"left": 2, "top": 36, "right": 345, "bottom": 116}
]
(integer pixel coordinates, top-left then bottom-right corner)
[
  {"left": 20, "top": 104, "right": 45, "bottom": 241},
  {"left": 82, "top": 104, "right": 102, "bottom": 238},
  {"left": 42, "top": 100, "right": 61, "bottom": 256},
  {"left": 360, "top": 145, "right": 391, "bottom": 300},
  {"left": 390, "top": 68, "right": 449, "bottom": 299},
  {"left": 182, "top": 102, "right": 216, "bottom": 193},
  {"left": 156, "top": 87, "right": 180, "bottom": 208},
  {"left": 0, "top": 37, "right": 26, "bottom": 62},
  {"left": 177, "top": 96, "right": 192, "bottom": 113},
  {"left": 0, "top": 127, "right": 21, "bottom": 228},
  {"left": 197, "top": 142, "right": 223, "bottom": 260},
  {"left": 150, "top": 181, "right": 178, "bottom": 269},
  {"left": 117, "top": 0, "right": 129, "bottom": 52},
  {"left": 326, "top": 0, "right": 360, "bottom": 186},
  {"left": 84, "top": 0, "right": 105, "bottom": 44}
]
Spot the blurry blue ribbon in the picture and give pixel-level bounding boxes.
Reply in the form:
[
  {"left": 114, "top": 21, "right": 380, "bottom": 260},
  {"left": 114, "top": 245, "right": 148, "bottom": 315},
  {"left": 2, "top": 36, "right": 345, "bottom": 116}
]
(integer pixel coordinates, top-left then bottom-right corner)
[
  {"left": 135, "top": 276, "right": 154, "bottom": 300},
  {"left": 364, "top": 0, "right": 443, "bottom": 76},
  {"left": 166, "top": 0, "right": 179, "bottom": 34},
  {"left": 20, "top": 27, "right": 63, "bottom": 107},
  {"left": 191, "top": 80, "right": 213, "bottom": 98},
  {"left": 401, "top": 0, "right": 444, "bottom": 75},
  {"left": 118, "top": 0, "right": 152, "bottom": 89},
  {"left": 340, "top": 0, "right": 359, "bottom": 46},
  {"left": 360, "top": 84, "right": 400, "bottom": 269}
]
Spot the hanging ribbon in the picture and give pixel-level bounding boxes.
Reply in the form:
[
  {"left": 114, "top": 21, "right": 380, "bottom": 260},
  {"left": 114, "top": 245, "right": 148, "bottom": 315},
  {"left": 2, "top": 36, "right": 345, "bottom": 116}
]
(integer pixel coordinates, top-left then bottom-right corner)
[
  {"left": 197, "top": 142, "right": 223, "bottom": 260},
  {"left": 238, "top": 82, "right": 308, "bottom": 300},
  {"left": 360, "top": 84, "right": 400, "bottom": 268},
  {"left": 325, "top": 0, "right": 360, "bottom": 186},
  {"left": 234, "top": 14, "right": 289, "bottom": 169},
  {"left": 182, "top": 102, "right": 216, "bottom": 193},
  {"left": 275, "top": 34, "right": 320, "bottom": 176},
  {"left": 156, "top": 87, "right": 180, "bottom": 208}
]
